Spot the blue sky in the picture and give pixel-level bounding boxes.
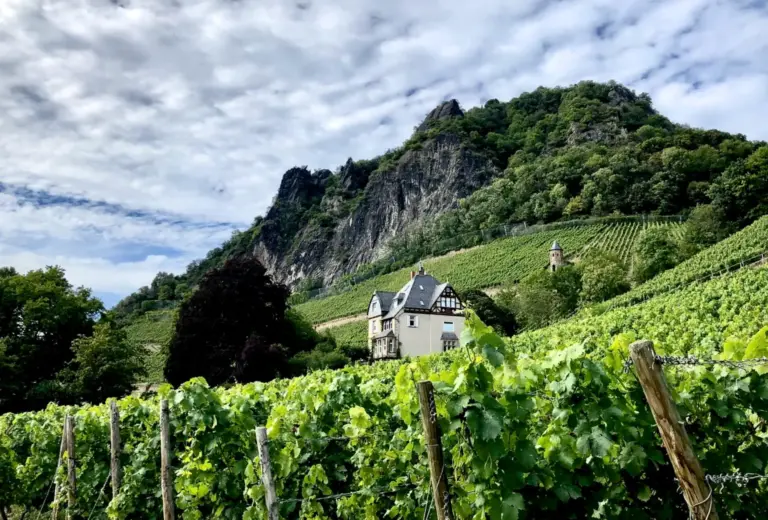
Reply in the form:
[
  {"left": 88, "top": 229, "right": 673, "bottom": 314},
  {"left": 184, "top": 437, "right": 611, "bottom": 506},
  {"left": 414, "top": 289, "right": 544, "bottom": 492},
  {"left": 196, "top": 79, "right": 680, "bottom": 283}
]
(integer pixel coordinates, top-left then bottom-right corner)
[{"left": 0, "top": 0, "right": 767, "bottom": 307}]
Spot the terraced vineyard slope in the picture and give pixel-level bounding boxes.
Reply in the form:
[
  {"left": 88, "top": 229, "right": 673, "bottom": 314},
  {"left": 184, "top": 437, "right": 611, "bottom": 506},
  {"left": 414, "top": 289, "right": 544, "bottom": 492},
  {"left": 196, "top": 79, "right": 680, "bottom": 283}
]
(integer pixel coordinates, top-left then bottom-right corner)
[
  {"left": 124, "top": 309, "right": 176, "bottom": 383},
  {"left": 300, "top": 219, "right": 682, "bottom": 325},
  {"left": 602, "top": 214, "right": 768, "bottom": 309}
]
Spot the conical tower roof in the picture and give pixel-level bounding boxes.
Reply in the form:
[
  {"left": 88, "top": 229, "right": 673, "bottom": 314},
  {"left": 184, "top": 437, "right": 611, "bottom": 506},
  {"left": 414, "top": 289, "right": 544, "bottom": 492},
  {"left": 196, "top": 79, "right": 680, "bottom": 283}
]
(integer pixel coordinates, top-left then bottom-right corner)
[{"left": 550, "top": 241, "right": 562, "bottom": 251}]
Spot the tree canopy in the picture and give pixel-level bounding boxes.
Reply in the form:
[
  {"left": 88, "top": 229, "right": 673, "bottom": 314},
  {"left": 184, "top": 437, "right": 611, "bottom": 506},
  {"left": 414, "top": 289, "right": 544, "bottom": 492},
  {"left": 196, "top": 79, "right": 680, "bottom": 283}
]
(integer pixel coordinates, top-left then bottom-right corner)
[{"left": 0, "top": 267, "right": 102, "bottom": 413}]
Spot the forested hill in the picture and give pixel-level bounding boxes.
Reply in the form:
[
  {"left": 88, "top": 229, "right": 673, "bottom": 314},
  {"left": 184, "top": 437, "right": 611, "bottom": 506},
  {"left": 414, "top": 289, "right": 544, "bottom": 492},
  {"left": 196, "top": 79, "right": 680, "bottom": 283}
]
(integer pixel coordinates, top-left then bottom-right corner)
[{"left": 114, "top": 80, "right": 768, "bottom": 319}]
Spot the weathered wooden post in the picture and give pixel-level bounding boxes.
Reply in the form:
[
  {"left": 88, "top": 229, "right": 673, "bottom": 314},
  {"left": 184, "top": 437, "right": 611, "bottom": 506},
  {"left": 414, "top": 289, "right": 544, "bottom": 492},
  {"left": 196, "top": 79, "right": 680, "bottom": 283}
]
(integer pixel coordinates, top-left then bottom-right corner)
[
  {"left": 110, "top": 401, "right": 122, "bottom": 499},
  {"left": 65, "top": 415, "right": 76, "bottom": 520},
  {"left": 160, "top": 400, "right": 175, "bottom": 520},
  {"left": 629, "top": 340, "right": 718, "bottom": 520},
  {"left": 51, "top": 420, "right": 67, "bottom": 519},
  {"left": 255, "top": 427, "right": 279, "bottom": 520},
  {"left": 417, "top": 381, "right": 453, "bottom": 520}
]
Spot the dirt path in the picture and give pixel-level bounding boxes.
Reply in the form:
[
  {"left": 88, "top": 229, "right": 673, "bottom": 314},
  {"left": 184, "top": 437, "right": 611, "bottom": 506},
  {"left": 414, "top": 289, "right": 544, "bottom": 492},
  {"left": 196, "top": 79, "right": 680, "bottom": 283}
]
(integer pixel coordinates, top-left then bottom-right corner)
[{"left": 315, "top": 313, "right": 368, "bottom": 331}]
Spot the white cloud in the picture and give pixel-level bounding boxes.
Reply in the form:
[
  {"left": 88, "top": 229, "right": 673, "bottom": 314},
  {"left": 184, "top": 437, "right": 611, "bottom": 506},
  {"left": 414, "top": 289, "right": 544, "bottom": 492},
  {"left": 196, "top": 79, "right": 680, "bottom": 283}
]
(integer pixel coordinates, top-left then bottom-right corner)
[{"left": 0, "top": 0, "right": 766, "bottom": 301}]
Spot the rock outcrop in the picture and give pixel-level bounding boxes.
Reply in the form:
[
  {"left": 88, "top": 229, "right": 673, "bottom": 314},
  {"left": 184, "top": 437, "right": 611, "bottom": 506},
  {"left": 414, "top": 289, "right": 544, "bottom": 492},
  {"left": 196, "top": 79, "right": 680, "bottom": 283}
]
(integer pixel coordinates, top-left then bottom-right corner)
[
  {"left": 253, "top": 129, "right": 499, "bottom": 286},
  {"left": 416, "top": 99, "right": 464, "bottom": 132}
]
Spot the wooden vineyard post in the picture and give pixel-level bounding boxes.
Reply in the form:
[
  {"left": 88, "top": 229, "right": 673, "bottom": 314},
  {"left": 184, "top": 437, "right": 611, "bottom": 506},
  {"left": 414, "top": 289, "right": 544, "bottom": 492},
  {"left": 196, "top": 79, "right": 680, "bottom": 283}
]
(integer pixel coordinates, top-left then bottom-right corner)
[
  {"left": 256, "top": 427, "right": 279, "bottom": 520},
  {"left": 417, "top": 381, "right": 453, "bottom": 520},
  {"left": 51, "top": 420, "right": 67, "bottom": 519},
  {"left": 160, "top": 400, "right": 176, "bottom": 520},
  {"left": 629, "top": 340, "right": 718, "bottom": 520},
  {"left": 65, "top": 415, "right": 76, "bottom": 520},
  {"left": 110, "top": 400, "right": 122, "bottom": 499}
]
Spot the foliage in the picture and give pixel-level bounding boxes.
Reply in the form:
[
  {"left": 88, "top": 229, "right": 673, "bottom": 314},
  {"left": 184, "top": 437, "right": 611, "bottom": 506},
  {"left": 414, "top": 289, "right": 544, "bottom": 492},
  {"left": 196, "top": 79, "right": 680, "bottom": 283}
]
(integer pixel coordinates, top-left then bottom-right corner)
[
  {"left": 4, "top": 266, "right": 768, "bottom": 518},
  {"left": 165, "top": 258, "right": 311, "bottom": 386},
  {"left": 631, "top": 227, "right": 682, "bottom": 284},
  {"left": 59, "top": 321, "right": 147, "bottom": 405},
  {"left": 709, "top": 146, "right": 768, "bottom": 226},
  {"left": 0, "top": 267, "right": 103, "bottom": 413},
  {"left": 579, "top": 250, "right": 630, "bottom": 303},
  {"left": 498, "top": 265, "right": 582, "bottom": 330},
  {"left": 679, "top": 204, "right": 733, "bottom": 258},
  {"left": 461, "top": 289, "right": 517, "bottom": 336},
  {"left": 607, "top": 214, "right": 768, "bottom": 308}
]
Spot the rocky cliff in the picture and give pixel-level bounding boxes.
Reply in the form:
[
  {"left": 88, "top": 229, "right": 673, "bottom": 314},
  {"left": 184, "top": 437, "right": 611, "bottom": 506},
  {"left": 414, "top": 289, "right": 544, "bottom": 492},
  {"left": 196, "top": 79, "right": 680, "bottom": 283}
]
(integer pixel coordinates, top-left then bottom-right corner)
[{"left": 254, "top": 109, "right": 500, "bottom": 286}]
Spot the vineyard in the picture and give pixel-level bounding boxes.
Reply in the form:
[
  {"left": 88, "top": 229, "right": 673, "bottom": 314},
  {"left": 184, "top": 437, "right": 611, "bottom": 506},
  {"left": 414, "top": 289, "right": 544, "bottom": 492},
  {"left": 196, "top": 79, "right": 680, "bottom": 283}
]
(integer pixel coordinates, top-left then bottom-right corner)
[
  {"left": 124, "top": 309, "right": 176, "bottom": 383},
  {"left": 603, "top": 214, "right": 768, "bottom": 310},
  {"left": 297, "top": 219, "right": 682, "bottom": 325},
  {"left": 2, "top": 259, "right": 768, "bottom": 519}
]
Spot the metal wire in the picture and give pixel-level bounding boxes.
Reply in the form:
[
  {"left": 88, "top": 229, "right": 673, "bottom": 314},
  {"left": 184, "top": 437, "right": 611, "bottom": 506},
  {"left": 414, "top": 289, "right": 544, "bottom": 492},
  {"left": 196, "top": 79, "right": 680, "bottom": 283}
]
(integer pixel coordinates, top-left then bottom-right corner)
[
  {"left": 624, "top": 355, "right": 768, "bottom": 372},
  {"left": 706, "top": 472, "right": 768, "bottom": 490},
  {"left": 35, "top": 476, "right": 56, "bottom": 520},
  {"left": 86, "top": 471, "right": 113, "bottom": 520},
  {"left": 278, "top": 483, "right": 417, "bottom": 505}
]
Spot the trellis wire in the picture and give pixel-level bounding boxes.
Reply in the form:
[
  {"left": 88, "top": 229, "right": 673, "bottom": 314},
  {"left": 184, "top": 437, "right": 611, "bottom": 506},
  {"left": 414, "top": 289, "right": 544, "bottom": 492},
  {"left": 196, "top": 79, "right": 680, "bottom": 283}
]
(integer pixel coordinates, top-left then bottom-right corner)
[
  {"left": 35, "top": 476, "right": 56, "bottom": 520},
  {"left": 277, "top": 483, "right": 417, "bottom": 505},
  {"left": 624, "top": 355, "right": 768, "bottom": 373},
  {"left": 86, "top": 471, "right": 113, "bottom": 520},
  {"left": 706, "top": 472, "right": 768, "bottom": 490}
]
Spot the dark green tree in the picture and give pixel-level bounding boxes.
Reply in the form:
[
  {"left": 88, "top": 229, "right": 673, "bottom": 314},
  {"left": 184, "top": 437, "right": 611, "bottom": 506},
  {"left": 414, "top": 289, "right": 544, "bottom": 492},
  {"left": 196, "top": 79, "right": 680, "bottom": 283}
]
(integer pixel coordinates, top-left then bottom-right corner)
[
  {"left": 680, "top": 204, "right": 733, "bottom": 258},
  {"left": 461, "top": 289, "right": 517, "bottom": 336},
  {"left": 709, "top": 146, "right": 768, "bottom": 225},
  {"left": 59, "top": 320, "right": 146, "bottom": 404},
  {"left": 579, "top": 251, "right": 630, "bottom": 303},
  {"left": 165, "top": 258, "right": 303, "bottom": 386},
  {"left": 631, "top": 227, "right": 682, "bottom": 284},
  {"left": 0, "top": 267, "right": 102, "bottom": 413}
]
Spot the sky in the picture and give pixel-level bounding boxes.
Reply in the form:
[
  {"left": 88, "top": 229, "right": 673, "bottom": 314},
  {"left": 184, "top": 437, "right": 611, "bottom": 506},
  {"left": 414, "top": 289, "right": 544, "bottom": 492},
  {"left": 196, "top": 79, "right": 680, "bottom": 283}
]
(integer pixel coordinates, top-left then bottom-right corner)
[{"left": 0, "top": 0, "right": 767, "bottom": 308}]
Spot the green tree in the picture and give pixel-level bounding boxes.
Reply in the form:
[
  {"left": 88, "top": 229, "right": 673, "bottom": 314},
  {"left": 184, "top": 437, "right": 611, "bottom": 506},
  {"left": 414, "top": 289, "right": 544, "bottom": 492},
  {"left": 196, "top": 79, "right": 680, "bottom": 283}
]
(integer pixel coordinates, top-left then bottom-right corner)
[
  {"left": 680, "top": 204, "right": 733, "bottom": 258},
  {"left": 579, "top": 251, "right": 630, "bottom": 303},
  {"left": 631, "top": 227, "right": 681, "bottom": 284},
  {"left": 0, "top": 267, "right": 102, "bottom": 413},
  {"left": 709, "top": 146, "right": 768, "bottom": 225},
  {"left": 165, "top": 259, "right": 335, "bottom": 386},
  {"left": 461, "top": 289, "right": 517, "bottom": 336},
  {"left": 61, "top": 321, "right": 146, "bottom": 404},
  {"left": 499, "top": 266, "right": 581, "bottom": 330}
]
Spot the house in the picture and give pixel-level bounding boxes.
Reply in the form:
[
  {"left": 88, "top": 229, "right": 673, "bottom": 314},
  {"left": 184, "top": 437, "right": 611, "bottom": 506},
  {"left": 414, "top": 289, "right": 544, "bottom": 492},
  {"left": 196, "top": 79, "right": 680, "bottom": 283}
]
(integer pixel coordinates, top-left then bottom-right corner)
[{"left": 367, "top": 264, "right": 465, "bottom": 360}]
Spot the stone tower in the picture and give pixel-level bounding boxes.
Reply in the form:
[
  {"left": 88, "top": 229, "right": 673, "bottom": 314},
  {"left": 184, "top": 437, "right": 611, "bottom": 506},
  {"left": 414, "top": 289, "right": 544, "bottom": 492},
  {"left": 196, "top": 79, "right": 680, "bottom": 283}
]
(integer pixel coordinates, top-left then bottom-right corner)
[{"left": 549, "top": 241, "right": 564, "bottom": 272}]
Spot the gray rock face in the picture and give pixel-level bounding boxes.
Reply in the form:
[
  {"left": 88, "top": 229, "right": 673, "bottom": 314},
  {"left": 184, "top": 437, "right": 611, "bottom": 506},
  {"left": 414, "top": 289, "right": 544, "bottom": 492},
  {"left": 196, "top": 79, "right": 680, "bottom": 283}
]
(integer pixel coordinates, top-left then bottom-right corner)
[
  {"left": 253, "top": 132, "right": 499, "bottom": 287},
  {"left": 416, "top": 99, "right": 464, "bottom": 133}
]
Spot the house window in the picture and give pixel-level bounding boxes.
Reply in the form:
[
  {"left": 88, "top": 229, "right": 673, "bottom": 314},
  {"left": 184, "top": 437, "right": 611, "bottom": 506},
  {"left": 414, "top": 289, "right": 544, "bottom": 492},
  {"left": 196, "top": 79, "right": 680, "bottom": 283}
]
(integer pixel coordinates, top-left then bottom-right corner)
[
  {"left": 408, "top": 315, "right": 418, "bottom": 327},
  {"left": 383, "top": 320, "right": 392, "bottom": 331},
  {"left": 443, "top": 321, "right": 454, "bottom": 332},
  {"left": 388, "top": 338, "right": 396, "bottom": 355},
  {"left": 443, "top": 340, "right": 458, "bottom": 351},
  {"left": 371, "top": 321, "right": 378, "bottom": 333},
  {"left": 371, "top": 301, "right": 378, "bottom": 313}
]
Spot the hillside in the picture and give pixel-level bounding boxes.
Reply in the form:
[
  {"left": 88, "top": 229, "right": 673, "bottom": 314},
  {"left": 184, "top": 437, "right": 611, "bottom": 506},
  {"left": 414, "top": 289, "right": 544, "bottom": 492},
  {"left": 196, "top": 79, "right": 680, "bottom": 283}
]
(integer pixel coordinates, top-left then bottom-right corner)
[
  {"left": 123, "top": 218, "right": 681, "bottom": 361},
  {"left": 4, "top": 252, "right": 768, "bottom": 518},
  {"left": 113, "top": 80, "right": 768, "bottom": 321},
  {"left": 296, "top": 218, "right": 681, "bottom": 325}
]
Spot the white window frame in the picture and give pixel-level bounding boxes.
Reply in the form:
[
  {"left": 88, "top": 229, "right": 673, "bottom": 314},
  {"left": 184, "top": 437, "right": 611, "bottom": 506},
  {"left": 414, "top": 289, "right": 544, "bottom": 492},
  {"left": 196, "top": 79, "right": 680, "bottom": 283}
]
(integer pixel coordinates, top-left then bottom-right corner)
[
  {"left": 443, "top": 321, "right": 454, "bottom": 332},
  {"left": 408, "top": 315, "right": 418, "bottom": 327}
]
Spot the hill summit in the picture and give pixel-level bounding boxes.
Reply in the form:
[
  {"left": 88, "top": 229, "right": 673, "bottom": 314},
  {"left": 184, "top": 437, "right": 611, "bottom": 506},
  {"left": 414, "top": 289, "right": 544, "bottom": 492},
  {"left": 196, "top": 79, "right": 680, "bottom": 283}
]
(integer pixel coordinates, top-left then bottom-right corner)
[{"left": 115, "top": 80, "right": 768, "bottom": 318}]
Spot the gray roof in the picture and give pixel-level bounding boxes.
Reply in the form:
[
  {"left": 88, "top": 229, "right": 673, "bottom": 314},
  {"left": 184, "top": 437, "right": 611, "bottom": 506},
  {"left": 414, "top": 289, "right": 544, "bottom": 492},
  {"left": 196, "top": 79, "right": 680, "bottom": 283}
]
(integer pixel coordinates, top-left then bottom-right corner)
[
  {"left": 382, "top": 273, "right": 454, "bottom": 319},
  {"left": 440, "top": 332, "right": 458, "bottom": 341},
  {"left": 550, "top": 240, "right": 562, "bottom": 251},
  {"left": 371, "top": 291, "right": 396, "bottom": 315}
]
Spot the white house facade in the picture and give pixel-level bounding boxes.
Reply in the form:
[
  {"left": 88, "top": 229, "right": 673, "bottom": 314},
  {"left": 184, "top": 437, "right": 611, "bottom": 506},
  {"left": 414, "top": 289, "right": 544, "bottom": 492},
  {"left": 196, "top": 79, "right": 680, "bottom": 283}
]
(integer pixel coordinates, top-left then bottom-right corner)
[{"left": 367, "top": 265, "right": 465, "bottom": 360}]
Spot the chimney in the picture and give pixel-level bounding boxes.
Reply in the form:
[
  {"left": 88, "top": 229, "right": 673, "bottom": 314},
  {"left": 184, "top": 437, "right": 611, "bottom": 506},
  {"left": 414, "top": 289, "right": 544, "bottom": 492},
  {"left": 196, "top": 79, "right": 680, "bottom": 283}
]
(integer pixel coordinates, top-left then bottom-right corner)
[{"left": 410, "top": 271, "right": 416, "bottom": 279}]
